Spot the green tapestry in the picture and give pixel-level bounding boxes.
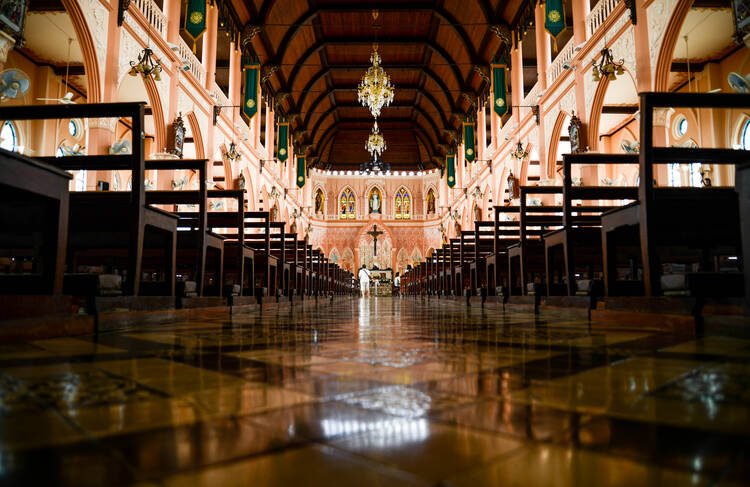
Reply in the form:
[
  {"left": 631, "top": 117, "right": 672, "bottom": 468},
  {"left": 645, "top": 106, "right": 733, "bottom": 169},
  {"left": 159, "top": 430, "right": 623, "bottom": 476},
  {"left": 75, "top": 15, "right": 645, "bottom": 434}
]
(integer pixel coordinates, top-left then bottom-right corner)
[
  {"left": 463, "top": 122, "right": 476, "bottom": 163},
  {"left": 277, "top": 122, "right": 289, "bottom": 163},
  {"left": 491, "top": 64, "right": 508, "bottom": 118},
  {"left": 544, "top": 0, "right": 567, "bottom": 52},
  {"left": 445, "top": 153, "right": 456, "bottom": 188},
  {"left": 183, "top": 0, "right": 207, "bottom": 52},
  {"left": 241, "top": 59, "right": 260, "bottom": 123},
  {"left": 296, "top": 155, "right": 306, "bottom": 188}
]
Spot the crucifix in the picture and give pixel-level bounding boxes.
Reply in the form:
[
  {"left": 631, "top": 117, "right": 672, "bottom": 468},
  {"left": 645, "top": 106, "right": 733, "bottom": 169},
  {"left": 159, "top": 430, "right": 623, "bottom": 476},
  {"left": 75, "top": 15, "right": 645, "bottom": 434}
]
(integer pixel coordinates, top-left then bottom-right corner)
[{"left": 367, "top": 224, "right": 384, "bottom": 256}]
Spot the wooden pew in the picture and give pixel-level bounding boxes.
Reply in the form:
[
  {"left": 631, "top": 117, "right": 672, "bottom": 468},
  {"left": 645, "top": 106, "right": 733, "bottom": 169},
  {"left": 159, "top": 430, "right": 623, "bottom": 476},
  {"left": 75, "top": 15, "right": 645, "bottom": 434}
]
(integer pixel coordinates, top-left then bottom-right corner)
[
  {"left": 508, "top": 187, "right": 564, "bottom": 296},
  {"left": 144, "top": 159, "right": 224, "bottom": 298},
  {"left": 269, "top": 222, "right": 289, "bottom": 299},
  {"left": 0, "top": 149, "right": 71, "bottom": 316},
  {"left": 469, "top": 221, "right": 496, "bottom": 294},
  {"left": 17, "top": 103, "right": 178, "bottom": 297},
  {"left": 243, "top": 211, "right": 278, "bottom": 299},
  {"left": 544, "top": 153, "right": 638, "bottom": 297},
  {"left": 485, "top": 206, "right": 521, "bottom": 298},
  {"left": 603, "top": 92, "right": 750, "bottom": 298}
]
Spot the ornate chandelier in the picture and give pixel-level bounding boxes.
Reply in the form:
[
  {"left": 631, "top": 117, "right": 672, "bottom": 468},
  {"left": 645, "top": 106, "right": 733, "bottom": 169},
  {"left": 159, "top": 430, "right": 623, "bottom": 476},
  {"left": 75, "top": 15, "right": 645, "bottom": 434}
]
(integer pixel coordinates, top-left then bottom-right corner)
[
  {"left": 224, "top": 141, "right": 241, "bottom": 162},
  {"left": 510, "top": 140, "right": 530, "bottom": 161},
  {"left": 357, "top": 44, "right": 395, "bottom": 119},
  {"left": 128, "top": 47, "right": 162, "bottom": 81},
  {"left": 591, "top": 47, "right": 624, "bottom": 82},
  {"left": 366, "top": 122, "right": 387, "bottom": 157}
]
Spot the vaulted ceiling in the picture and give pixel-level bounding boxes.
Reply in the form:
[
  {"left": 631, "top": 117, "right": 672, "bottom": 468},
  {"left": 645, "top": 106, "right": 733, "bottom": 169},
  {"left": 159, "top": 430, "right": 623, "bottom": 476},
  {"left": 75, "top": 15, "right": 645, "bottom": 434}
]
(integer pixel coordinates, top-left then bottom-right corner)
[{"left": 238, "top": 0, "right": 527, "bottom": 169}]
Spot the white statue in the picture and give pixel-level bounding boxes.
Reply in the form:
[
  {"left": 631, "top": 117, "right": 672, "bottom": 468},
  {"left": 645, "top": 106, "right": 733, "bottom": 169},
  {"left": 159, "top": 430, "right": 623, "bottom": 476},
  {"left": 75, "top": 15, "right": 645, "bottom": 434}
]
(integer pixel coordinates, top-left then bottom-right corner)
[{"left": 370, "top": 191, "right": 380, "bottom": 213}]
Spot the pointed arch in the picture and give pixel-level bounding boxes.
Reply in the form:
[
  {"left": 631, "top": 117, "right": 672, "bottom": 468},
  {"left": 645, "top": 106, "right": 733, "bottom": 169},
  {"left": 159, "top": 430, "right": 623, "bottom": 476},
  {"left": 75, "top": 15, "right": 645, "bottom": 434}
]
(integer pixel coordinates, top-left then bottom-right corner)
[
  {"left": 313, "top": 186, "right": 325, "bottom": 214},
  {"left": 654, "top": 0, "right": 694, "bottom": 91},
  {"left": 61, "top": 0, "right": 102, "bottom": 102},
  {"left": 142, "top": 76, "right": 166, "bottom": 151},
  {"left": 185, "top": 111, "right": 205, "bottom": 159},
  {"left": 547, "top": 111, "right": 570, "bottom": 178},
  {"left": 394, "top": 186, "right": 412, "bottom": 220},
  {"left": 365, "top": 182, "right": 386, "bottom": 216}
]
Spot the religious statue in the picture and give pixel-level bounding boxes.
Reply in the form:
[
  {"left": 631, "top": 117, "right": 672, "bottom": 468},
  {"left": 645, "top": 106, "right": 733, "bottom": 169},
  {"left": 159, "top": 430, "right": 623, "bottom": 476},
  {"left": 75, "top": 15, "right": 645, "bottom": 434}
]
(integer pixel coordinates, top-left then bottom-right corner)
[
  {"left": 427, "top": 190, "right": 436, "bottom": 214},
  {"left": 454, "top": 219, "right": 461, "bottom": 236},
  {"left": 474, "top": 204, "right": 481, "bottom": 222},
  {"left": 290, "top": 220, "right": 297, "bottom": 234},
  {"left": 314, "top": 189, "right": 324, "bottom": 214},
  {"left": 270, "top": 204, "right": 278, "bottom": 222},
  {"left": 507, "top": 171, "right": 519, "bottom": 201},
  {"left": 369, "top": 189, "right": 381, "bottom": 214}
]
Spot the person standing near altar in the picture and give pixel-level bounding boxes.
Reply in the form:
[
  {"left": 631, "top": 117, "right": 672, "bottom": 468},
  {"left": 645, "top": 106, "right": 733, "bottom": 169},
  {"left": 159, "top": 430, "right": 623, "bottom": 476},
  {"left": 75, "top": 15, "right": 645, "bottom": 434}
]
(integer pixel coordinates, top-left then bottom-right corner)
[{"left": 358, "top": 264, "right": 372, "bottom": 298}]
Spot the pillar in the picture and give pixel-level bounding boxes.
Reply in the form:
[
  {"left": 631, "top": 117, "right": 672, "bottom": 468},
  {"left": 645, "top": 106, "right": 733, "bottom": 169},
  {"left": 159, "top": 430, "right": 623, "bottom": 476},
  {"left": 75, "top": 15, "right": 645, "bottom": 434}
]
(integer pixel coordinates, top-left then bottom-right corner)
[
  {"left": 202, "top": 4, "right": 218, "bottom": 91},
  {"left": 571, "top": 0, "right": 589, "bottom": 46},
  {"left": 534, "top": 3, "right": 551, "bottom": 90},
  {"left": 652, "top": 108, "right": 674, "bottom": 186},
  {"left": 477, "top": 101, "right": 487, "bottom": 163},
  {"left": 633, "top": 0, "right": 653, "bottom": 92}
]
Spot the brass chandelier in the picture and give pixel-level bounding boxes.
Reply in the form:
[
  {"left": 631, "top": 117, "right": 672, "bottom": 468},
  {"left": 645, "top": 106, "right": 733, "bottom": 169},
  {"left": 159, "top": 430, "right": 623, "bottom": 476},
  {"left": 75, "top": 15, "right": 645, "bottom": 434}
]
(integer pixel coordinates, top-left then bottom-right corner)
[
  {"left": 358, "top": 44, "right": 395, "bottom": 119},
  {"left": 366, "top": 122, "right": 387, "bottom": 158},
  {"left": 510, "top": 140, "right": 530, "bottom": 161},
  {"left": 591, "top": 47, "right": 624, "bottom": 82},
  {"left": 128, "top": 47, "right": 162, "bottom": 81}
]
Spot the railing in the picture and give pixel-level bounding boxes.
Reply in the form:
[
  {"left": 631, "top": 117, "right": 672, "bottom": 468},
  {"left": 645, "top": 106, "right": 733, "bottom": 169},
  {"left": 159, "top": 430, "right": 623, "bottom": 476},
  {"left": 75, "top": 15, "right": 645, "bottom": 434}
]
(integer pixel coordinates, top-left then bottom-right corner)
[
  {"left": 132, "top": 0, "right": 166, "bottom": 37},
  {"left": 211, "top": 81, "right": 230, "bottom": 108},
  {"left": 177, "top": 37, "right": 206, "bottom": 86},
  {"left": 546, "top": 38, "right": 577, "bottom": 87},
  {"left": 586, "top": 0, "right": 620, "bottom": 38},
  {"left": 523, "top": 82, "right": 541, "bottom": 106}
]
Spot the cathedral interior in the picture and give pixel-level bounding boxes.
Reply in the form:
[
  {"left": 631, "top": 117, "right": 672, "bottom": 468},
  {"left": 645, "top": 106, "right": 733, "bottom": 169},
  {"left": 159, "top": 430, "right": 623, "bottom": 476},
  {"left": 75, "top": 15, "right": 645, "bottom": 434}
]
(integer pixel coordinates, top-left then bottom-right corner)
[{"left": 1, "top": 0, "right": 750, "bottom": 484}]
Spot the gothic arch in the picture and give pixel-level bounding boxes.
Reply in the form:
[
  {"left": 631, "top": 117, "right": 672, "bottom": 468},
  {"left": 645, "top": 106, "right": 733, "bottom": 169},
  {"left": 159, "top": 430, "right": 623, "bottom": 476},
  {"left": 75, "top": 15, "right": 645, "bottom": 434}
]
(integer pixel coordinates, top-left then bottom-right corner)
[
  {"left": 364, "top": 182, "right": 386, "bottom": 216},
  {"left": 588, "top": 67, "right": 638, "bottom": 151},
  {"left": 61, "top": 0, "right": 102, "bottom": 102},
  {"left": 547, "top": 111, "right": 570, "bottom": 178},
  {"left": 242, "top": 166, "right": 255, "bottom": 210},
  {"left": 339, "top": 186, "right": 357, "bottom": 219},
  {"left": 185, "top": 112, "right": 205, "bottom": 159},
  {"left": 654, "top": 0, "right": 695, "bottom": 91},
  {"left": 216, "top": 143, "right": 234, "bottom": 186},
  {"left": 393, "top": 186, "right": 412, "bottom": 220},
  {"left": 141, "top": 76, "right": 166, "bottom": 151}
]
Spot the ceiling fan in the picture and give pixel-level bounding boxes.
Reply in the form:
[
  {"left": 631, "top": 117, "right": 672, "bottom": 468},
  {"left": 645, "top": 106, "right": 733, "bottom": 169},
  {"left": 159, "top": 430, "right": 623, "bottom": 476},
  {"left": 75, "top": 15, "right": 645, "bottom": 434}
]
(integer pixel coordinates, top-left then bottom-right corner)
[{"left": 37, "top": 38, "right": 77, "bottom": 105}]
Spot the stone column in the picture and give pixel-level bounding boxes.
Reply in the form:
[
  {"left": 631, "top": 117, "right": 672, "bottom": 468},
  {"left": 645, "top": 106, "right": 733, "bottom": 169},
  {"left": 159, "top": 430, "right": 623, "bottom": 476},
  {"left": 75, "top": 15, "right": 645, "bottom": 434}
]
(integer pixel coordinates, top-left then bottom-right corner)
[
  {"left": 652, "top": 107, "right": 674, "bottom": 186},
  {"left": 633, "top": 0, "right": 653, "bottom": 92},
  {"left": 477, "top": 102, "right": 486, "bottom": 163},
  {"left": 571, "top": 0, "right": 590, "bottom": 46},
  {"left": 202, "top": 4, "right": 218, "bottom": 91}
]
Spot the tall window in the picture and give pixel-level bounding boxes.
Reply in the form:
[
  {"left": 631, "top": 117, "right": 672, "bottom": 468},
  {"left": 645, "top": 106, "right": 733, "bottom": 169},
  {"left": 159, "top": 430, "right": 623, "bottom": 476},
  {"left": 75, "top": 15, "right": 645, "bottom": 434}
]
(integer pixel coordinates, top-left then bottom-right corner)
[
  {"left": 394, "top": 187, "right": 411, "bottom": 220},
  {"left": 340, "top": 188, "right": 356, "bottom": 219},
  {"left": 0, "top": 121, "right": 17, "bottom": 152},
  {"left": 668, "top": 140, "right": 700, "bottom": 187}
]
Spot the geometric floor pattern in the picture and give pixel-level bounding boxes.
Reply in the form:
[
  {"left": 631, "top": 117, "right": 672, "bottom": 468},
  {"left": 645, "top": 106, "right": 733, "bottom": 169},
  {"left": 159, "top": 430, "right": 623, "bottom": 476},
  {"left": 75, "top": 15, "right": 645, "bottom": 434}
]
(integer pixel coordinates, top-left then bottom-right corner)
[{"left": 1, "top": 297, "right": 749, "bottom": 486}]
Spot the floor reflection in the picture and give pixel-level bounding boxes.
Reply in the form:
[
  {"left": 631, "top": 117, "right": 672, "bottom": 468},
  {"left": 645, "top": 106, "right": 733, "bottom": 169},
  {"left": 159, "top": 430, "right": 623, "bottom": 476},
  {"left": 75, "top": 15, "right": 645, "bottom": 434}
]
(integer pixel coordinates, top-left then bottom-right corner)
[{"left": 0, "top": 297, "right": 748, "bottom": 485}]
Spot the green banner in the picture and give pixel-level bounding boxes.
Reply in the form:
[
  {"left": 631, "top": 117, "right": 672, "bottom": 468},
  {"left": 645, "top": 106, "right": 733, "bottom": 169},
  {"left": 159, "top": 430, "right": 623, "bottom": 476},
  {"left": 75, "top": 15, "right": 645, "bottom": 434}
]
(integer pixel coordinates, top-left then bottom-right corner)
[
  {"left": 545, "top": 0, "right": 567, "bottom": 52},
  {"left": 446, "top": 153, "right": 456, "bottom": 188},
  {"left": 277, "top": 122, "right": 289, "bottom": 163},
  {"left": 241, "top": 59, "right": 260, "bottom": 123},
  {"left": 463, "top": 122, "right": 476, "bottom": 163},
  {"left": 491, "top": 64, "right": 508, "bottom": 118},
  {"left": 296, "top": 155, "right": 306, "bottom": 188},
  {"left": 183, "top": 0, "right": 206, "bottom": 52}
]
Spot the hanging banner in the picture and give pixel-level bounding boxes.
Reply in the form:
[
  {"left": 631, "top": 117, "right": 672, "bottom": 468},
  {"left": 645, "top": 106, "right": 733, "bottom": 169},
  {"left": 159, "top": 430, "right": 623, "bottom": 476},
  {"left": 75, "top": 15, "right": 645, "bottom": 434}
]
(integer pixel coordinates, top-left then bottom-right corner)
[
  {"left": 241, "top": 58, "right": 260, "bottom": 123},
  {"left": 296, "top": 155, "right": 306, "bottom": 188},
  {"left": 276, "top": 122, "right": 289, "bottom": 163},
  {"left": 445, "top": 153, "right": 456, "bottom": 188},
  {"left": 183, "top": 0, "right": 207, "bottom": 53},
  {"left": 544, "top": 0, "right": 567, "bottom": 52},
  {"left": 463, "top": 122, "right": 476, "bottom": 163},
  {"left": 491, "top": 64, "right": 508, "bottom": 118}
]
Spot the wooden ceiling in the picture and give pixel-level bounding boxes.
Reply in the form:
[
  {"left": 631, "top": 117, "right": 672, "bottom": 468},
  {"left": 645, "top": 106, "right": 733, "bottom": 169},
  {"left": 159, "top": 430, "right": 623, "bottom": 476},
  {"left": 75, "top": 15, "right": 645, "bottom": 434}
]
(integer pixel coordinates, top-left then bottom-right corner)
[{"left": 237, "top": 0, "right": 525, "bottom": 169}]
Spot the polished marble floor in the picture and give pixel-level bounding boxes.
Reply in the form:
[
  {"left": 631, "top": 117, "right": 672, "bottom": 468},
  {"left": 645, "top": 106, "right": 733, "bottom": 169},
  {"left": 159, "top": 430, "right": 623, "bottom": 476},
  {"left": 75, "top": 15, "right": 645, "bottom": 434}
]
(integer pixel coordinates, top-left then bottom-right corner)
[{"left": 1, "top": 297, "right": 749, "bottom": 486}]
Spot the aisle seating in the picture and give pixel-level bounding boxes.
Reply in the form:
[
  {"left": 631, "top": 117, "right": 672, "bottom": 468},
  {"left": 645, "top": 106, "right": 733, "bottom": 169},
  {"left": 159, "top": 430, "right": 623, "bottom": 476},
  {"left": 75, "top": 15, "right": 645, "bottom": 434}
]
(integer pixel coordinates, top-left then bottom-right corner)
[
  {"left": 544, "top": 153, "right": 638, "bottom": 297},
  {"left": 0, "top": 148, "right": 71, "bottom": 317},
  {"left": 603, "top": 92, "right": 749, "bottom": 298},
  {"left": 145, "top": 159, "right": 224, "bottom": 299},
  {"left": 508, "top": 187, "right": 563, "bottom": 296},
  {"left": 468, "top": 221, "right": 495, "bottom": 294},
  {"left": 485, "top": 206, "right": 521, "bottom": 298},
  {"left": 243, "top": 211, "right": 277, "bottom": 299}
]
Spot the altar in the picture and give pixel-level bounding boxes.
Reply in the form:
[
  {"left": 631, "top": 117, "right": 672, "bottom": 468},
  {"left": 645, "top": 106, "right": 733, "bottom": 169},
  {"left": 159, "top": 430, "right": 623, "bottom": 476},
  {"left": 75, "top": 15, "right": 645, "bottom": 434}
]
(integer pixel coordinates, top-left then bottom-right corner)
[{"left": 369, "top": 269, "right": 393, "bottom": 296}]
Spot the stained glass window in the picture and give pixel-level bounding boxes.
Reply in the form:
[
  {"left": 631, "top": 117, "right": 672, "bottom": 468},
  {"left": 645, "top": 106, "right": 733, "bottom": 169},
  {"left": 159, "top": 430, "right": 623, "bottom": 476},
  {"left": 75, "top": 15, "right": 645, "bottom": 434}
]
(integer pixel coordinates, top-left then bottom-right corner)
[
  {"left": 394, "top": 187, "right": 411, "bottom": 220},
  {"left": 340, "top": 188, "right": 356, "bottom": 219}
]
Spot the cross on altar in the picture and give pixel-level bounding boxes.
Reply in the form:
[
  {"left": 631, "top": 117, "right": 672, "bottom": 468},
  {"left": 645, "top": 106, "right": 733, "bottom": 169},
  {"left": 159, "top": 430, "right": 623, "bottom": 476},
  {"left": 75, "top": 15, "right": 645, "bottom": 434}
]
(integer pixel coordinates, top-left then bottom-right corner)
[{"left": 367, "top": 225, "right": 384, "bottom": 256}]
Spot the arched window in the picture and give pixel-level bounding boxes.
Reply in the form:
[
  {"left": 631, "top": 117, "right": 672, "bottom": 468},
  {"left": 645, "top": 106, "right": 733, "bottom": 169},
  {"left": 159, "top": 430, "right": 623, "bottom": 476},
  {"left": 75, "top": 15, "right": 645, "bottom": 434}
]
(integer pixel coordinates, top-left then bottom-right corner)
[
  {"left": 0, "top": 121, "right": 18, "bottom": 152},
  {"left": 68, "top": 120, "right": 78, "bottom": 138},
  {"left": 426, "top": 189, "right": 436, "bottom": 215},
  {"left": 741, "top": 119, "right": 750, "bottom": 151},
  {"left": 340, "top": 188, "right": 356, "bottom": 219},
  {"left": 394, "top": 187, "right": 411, "bottom": 220}
]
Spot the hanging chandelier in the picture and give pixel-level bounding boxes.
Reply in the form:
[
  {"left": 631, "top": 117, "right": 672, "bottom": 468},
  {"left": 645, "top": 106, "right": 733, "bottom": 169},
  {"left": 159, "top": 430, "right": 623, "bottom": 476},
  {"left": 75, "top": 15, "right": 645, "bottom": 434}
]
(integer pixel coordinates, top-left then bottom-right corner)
[
  {"left": 591, "top": 47, "right": 624, "bottom": 82},
  {"left": 224, "top": 141, "right": 241, "bottom": 162},
  {"left": 128, "top": 47, "right": 162, "bottom": 81},
  {"left": 510, "top": 140, "right": 530, "bottom": 161},
  {"left": 357, "top": 44, "right": 395, "bottom": 118},
  {"left": 366, "top": 122, "right": 387, "bottom": 157}
]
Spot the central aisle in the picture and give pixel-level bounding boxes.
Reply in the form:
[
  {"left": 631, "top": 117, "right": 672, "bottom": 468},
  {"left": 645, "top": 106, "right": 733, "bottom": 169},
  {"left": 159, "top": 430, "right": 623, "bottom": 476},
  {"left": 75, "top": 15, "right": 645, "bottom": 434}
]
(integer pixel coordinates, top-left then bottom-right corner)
[{"left": 1, "top": 297, "right": 747, "bottom": 485}]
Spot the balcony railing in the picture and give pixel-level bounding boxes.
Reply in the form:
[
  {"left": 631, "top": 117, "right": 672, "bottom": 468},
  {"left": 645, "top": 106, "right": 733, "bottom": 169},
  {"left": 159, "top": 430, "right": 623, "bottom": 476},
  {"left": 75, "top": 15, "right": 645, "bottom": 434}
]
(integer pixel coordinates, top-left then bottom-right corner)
[
  {"left": 546, "top": 38, "right": 576, "bottom": 87},
  {"left": 211, "top": 82, "right": 230, "bottom": 108},
  {"left": 132, "top": 0, "right": 166, "bottom": 37},
  {"left": 586, "top": 0, "right": 620, "bottom": 38},
  {"left": 177, "top": 37, "right": 206, "bottom": 86}
]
